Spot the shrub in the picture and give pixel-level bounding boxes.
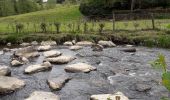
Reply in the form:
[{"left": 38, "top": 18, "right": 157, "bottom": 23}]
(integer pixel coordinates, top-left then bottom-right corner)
[{"left": 40, "top": 22, "right": 47, "bottom": 32}]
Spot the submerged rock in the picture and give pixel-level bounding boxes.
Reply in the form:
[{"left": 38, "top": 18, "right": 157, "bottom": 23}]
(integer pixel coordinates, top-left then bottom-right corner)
[
  {"left": 121, "top": 48, "right": 136, "bottom": 52},
  {"left": 76, "top": 41, "right": 94, "bottom": 46},
  {"left": 47, "top": 74, "right": 71, "bottom": 90},
  {"left": 69, "top": 45, "right": 83, "bottom": 51},
  {"left": 37, "top": 45, "right": 52, "bottom": 51},
  {"left": 0, "top": 76, "right": 25, "bottom": 94},
  {"left": 45, "top": 56, "right": 76, "bottom": 64},
  {"left": 24, "top": 61, "right": 52, "bottom": 74},
  {"left": 98, "top": 40, "right": 116, "bottom": 48},
  {"left": 20, "top": 43, "right": 30, "bottom": 47},
  {"left": 0, "top": 66, "right": 11, "bottom": 76},
  {"left": 11, "top": 60, "right": 24, "bottom": 66},
  {"left": 41, "top": 41, "right": 57, "bottom": 46},
  {"left": 25, "top": 91, "right": 60, "bottom": 100},
  {"left": 92, "top": 44, "right": 104, "bottom": 51},
  {"left": 14, "top": 46, "right": 40, "bottom": 58},
  {"left": 43, "top": 50, "right": 62, "bottom": 58},
  {"left": 63, "top": 41, "right": 73, "bottom": 46},
  {"left": 65, "top": 63, "right": 97, "bottom": 73},
  {"left": 90, "top": 92, "right": 129, "bottom": 100}
]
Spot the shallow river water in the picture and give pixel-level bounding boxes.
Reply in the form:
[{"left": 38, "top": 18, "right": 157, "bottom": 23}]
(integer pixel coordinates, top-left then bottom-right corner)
[{"left": 0, "top": 46, "right": 170, "bottom": 100}]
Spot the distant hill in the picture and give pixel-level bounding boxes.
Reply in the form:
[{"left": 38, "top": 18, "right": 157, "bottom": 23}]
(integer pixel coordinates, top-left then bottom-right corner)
[{"left": 0, "top": 5, "right": 82, "bottom": 23}]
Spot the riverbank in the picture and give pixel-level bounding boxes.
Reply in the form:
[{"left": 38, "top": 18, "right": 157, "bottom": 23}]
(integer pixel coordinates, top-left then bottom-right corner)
[{"left": 0, "top": 30, "right": 170, "bottom": 48}]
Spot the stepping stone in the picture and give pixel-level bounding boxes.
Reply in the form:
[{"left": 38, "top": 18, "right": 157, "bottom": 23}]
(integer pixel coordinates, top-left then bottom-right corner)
[
  {"left": 45, "top": 56, "right": 76, "bottom": 64},
  {"left": 43, "top": 50, "right": 62, "bottom": 58},
  {"left": 11, "top": 60, "right": 24, "bottom": 66},
  {"left": 7, "top": 43, "right": 11, "bottom": 47},
  {"left": 90, "top": 92, "right": 129, "bottom": 100},
  {"left": 0, "top": 66, "right": 11, "bottom": 76},
  {"left": 24, "top": 62, "right": 52, "bottom": 74},
  {"left": 14, "top": 46, "right": 40, "bottom": 58},
  {"left": 63, "top": 41, "right": 73, "bottom": 46},
  {"left": 31, "top": 41, "right": 38, "bottom": 46},
  {"left": 25, "top": 91, "right": 60, "bottom": 100},
  {"left": 47, "top": 74, "right": 71, "bottom": 90},
  {"left": 69, "top": 45, "right": 83, "bottom": 51},
  {"left": 76, "top": 41, "right": 94, "bottom": 46},
  {"left": 37, "top": 45, "right": 52, "bottom": 51},
  {"left": 20, "top": 43, "right": 30, "bottom": 47},
  {"left": 98, "top": 40, "right": 116, "bottom": 48},
  {"left": 41, "top": 41, "right": 57, "bottom": 46},
  {"left": 65, "top": 63, "right": 96, "bottom": 73},
  {"left": 0, "top": 76, "right": 25, "bottom": 94}
]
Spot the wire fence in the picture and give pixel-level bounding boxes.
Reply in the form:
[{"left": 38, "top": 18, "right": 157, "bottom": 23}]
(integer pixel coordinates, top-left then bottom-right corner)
[{"left": 1, "top": 13, "right": 170, "bottom": 34}]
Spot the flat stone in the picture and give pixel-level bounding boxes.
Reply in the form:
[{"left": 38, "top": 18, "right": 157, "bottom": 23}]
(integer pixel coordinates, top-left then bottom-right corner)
[
  {"left": 98, "top": 40, "right": 116, "bottom": 47},
  {"left": 0, "top": 66, "right": 11, "bottom": 76},
  {"left": 25, "top": 91, "right": 60, "bottom": 100},
  {"left": 14, "top": 46, "right": 40, "bottom": 58},
  {"left": 69, "top": 46, "right": 83, "bottom": 51},
  {"left": 24, "top": 62, "right": 52, "bottom": 74},
  {"left": 37, "top": 45, "right": 52, "bottom": 51},
  {"left": 20, "top": 43, "right": 30, "bottom": 47},
  {"left": 63, "top": 41, "right": 73, "bottom": 46},
  {"left": 76, "top": 41, "right": 94, "bottom": 46},
  {"left": 47, "top": 74, "right": 71, "bottom": 90},
  {"left": 41, "top": 41, "right": 57, "bottom": 46},
  {"left": 43, "top": 50, "right": 62, "bottom": 58},
  {"left": 65, "top": 63, "right": 97, "bottom": 73},
  {"left": 11, "top": 60, "right": 23, "bottom": 66},
  {"left": 45, "top": 56, "right": 76, "bottom": 64},
  {"left": 90, "top": 92, "right": 129, "bottom": 100},
  {"left": 0, "top": 76, "right": 25, "bottom": 94}
]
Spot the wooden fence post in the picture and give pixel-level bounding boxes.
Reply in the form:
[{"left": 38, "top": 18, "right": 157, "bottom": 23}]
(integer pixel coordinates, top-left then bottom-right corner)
[
  {"left": 151, "top": 13, "right": 155, "bottom": 30},
  {"left": 112, "top": 12, "right": 116, "bottom": 33}
]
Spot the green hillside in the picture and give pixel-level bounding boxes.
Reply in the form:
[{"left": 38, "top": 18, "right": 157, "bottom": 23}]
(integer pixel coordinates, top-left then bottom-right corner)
[{"left": 0, "top": 5, "right": 82, "bottom": 23}]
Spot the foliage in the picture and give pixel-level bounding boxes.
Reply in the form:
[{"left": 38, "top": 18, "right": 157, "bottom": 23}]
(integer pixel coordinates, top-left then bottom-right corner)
[{"left": 40, "top": 22, "right": 47, "bottom": 32}]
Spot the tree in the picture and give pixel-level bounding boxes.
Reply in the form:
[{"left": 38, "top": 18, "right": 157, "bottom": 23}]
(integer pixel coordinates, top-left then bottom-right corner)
[{"left": 0, "top": 0, "right": 15, "bottom": 16}]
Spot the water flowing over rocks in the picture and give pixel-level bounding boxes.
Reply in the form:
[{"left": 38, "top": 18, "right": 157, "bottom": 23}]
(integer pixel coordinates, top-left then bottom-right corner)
[
  {"left": 0, "top": 66, "right": 11, "bottom": 76},
  {"left": 25, "top": 91, "right": 60, "bottom": 100},
  {"left": 37, "top": 45, "right": 52, "bottom": 51},
  {"left": 47, "top": 74, "right": 71, "bottom": 90},
  {"left": 0, "top": 44, "right": 170, "bottom": 100},
  {"left": 41, "top": 41, "right": 57, "bottom": 46},
  {"left": 65, "top": 63, "right": 97, "bottom": 73},
  {"left": 69, "top": 45, "right": 83, "bottom": 51},
  {"left": 0, "top": 76, "right": 25, "bottom": 94},
  {"left": 98, "top": 40, "right": 116, "bottom": 48},
  {"left": 76, "top": 41, "right": 94, "bottom": 46},
  {"left": 43, "top": 50, "right": 62, "bottom": 58},
  {"left": 90, "top": 92, "right": 129, "bottom": 100},
  {"left": 45, "top": 56, "right": 76, "bottom": 64},
  {"left": 24, "top": 61, "right": 52, "bottom": 74}
]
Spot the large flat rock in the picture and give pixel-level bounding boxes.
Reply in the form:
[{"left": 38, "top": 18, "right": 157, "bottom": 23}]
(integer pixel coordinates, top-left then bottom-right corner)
[
  {"left": 0, "top": 76, "right": 25, "bottom": 94},
  {"left": 24, "top": 62, "right": 52, "bottom": 74},
  {"left": 25, "top": 91, "right": 60, "bottom": 100},
  {"left": 45, "top": 56, "right": 76, "bottom": 64},
  {"left": 76, "top": 41, "right": 94, "bottom": 46},
  {"left": 98, "top": 40, "right": 116, "bottom": 48},
  {"left": 37, "top": 45, "right": 52, "bottom": 51},
  {"left": 0, "top": 66, "right": 11, "bottom": 76},
  {"left": 69, "top": 45, "right": 83, "bottom": 51},
  {"left": 43, "top": 50, "right": 62, "bottom": 58},
  {"left": 65, "top": 63, "right": 97, "bottom": 73},
  {"left": 41, "top": 41, "right": 57, "bottom": 46}
]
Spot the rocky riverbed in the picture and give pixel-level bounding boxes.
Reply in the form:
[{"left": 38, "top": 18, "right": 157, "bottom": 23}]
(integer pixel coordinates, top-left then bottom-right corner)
[{"left": 0, "top": 41, "right": 170, "bottom": 100}]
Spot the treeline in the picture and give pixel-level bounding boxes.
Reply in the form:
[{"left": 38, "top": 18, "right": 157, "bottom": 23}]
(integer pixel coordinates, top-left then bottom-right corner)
[
  {"left": 0, "top": 0, "right": 39, "bottom": 17},
  {"left": 80, "top": 0, "right": 170, "bottom": 17}
]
